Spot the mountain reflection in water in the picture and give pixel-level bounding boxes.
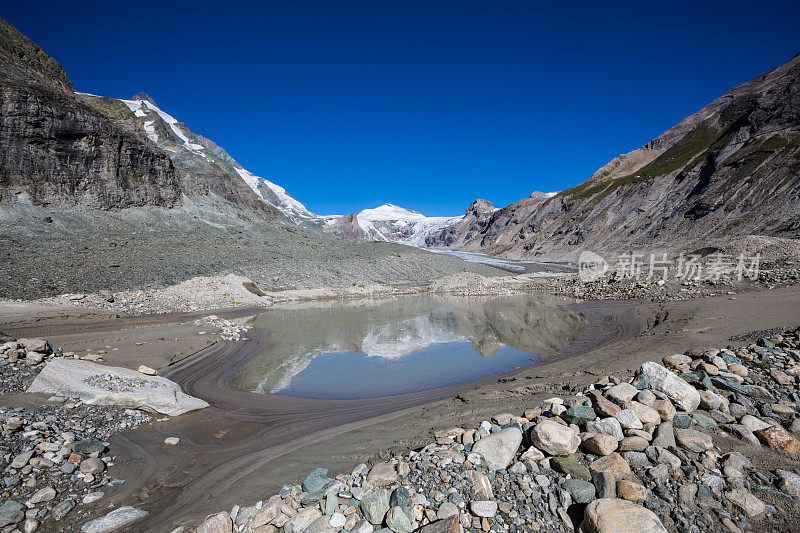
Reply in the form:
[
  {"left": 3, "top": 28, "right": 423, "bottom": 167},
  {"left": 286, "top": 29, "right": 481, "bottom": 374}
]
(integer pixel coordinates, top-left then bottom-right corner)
[{"left": 229, "top": 293, "right": 585, "bottom": 399}]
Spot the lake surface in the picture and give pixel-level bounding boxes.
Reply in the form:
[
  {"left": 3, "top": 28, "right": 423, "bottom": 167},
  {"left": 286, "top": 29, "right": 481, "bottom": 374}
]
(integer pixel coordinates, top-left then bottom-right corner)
[{"left": 229, "top": 293, "right": 585, "bottom": 399}]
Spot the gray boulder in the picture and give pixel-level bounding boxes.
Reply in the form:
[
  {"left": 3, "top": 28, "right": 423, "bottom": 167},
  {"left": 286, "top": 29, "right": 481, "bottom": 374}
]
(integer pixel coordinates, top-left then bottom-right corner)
[
  {"left": 472, "top": 427, "right": 522, "bottom": 469},
  {"left": 582, "top": 498, "right": 667, "bottom": 533},
  {"left": 28, "top": 358, "right": 208, "bottom": 416},
  {"left": 640, "top": 362, "right": 700, "bottom": 413},
  {"left": 80, "top": 506, "right": 148, "bottom": 533}
]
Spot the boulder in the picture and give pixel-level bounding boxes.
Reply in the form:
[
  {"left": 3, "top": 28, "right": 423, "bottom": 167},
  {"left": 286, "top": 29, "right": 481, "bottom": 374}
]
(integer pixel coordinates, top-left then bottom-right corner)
[
  {"left": 754, "top": 425, "right": 800, "bottom": 454},
  {"left": 80, "top": 458, "right": 105, "bottom": 474},
  {"left": 385, "top": 507, "right": 415, "bottom": 533},
  {"left": 651, "top": 399, "right": 676, "bottom": 421},
  {"left": 195, "top": 512, "right": 233, "bottom": 533},
  {"left": 591, "top": 470, "right": 616, "bottom": 499},
  {"left": 674, "top": 428, "right": 714, "bottom": 452},
  {"left": 726, "top": 489, "right": 766, "bottom": 517},
  {"left": 581, "top": 498, "right": 667, "bottom": 533},
  {"left": 563, "top": 479, "right": 596, "bottom": 503},
  {"left": 469, "top": 500, "right": 497, "bottom": 518},
  {"left": 616, "top": 480, "right": 647, "bottom": 502},
  {"left": 472, "top": 427, "right": 522, "bottom": 470},
  {"left": 588, "top": 391, "right": 621, "bottom": 417},
  {"left": 551, "top": 457, "right": 590, "bottom": 480},
  {"left": 286, "top": 507, "right": 322, "bottom": 532},
  {"left": 360, "top": 489, "right": 390, "bottom": 524},
  {"left": 698, "top": 390, "right": 725, "bottom": 411},
  {"left": 585, "top": 418, "right": 624, "bottom": 441},
  {"left": 80, "top": 507, "right": 149, "bottom": 533},
  {"left": 650, "top": 422, "right": 676, "bottom": 449},
  {"left": 606, "top": 383, "right": 638, "bottom": 404},
  {"left": 776, "top": 470, "right": 800, "bottom": 497},
  {"left": 0, "top": 501, "right": 24, "bottom": 529},
  {"left": 640, "top": 362, "right": 700, "bottom": 413},
  {"left": 618, "top": 436, "right": 648, "bottom": 452},
  {"left": 302, "top": 468, "right": 330, "bottom": 493},
  {"left": 529, "top": 420, "right": 579, "bottom": 456},
  {"left": 28, "top": 359, "right": 208, "bottom": 416},
  {"left": 626, "top": 402, "right": 661, "bottom": 426},
  {"left": 739, "top": 415, "right": 771, "bottom": 433},
  {"left": 582, "top": 433, "right": 618, "bottom": 456},
  {"left": 563, "top": 405, "right": 597, "bottom": 425},
  {"left": 615, "top": 409, "right": 643, "bottom": 430},
  {"left": 366, "top": 462, "right": 397, "bottom": 487},
  {"left": 589, "top": 453, "right": 633, "bottom": 480},
  {"left": 137, "top": 365, "right": 157, "bottom": 376},
  {"left": 18, "top": 338, "right": 50, "bottom": 354}
]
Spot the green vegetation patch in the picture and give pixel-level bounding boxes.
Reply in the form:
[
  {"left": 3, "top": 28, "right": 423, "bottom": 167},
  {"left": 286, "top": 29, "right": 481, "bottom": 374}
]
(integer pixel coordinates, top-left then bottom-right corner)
[
  {"left": 635, "top": 126, "right": 720, "bottom": 180},
  {"left": 79, "top": 95, "right": 133, "bottom": 122},
  {"left": 724, "top": 134, "right": 793, "bottom": 183}
]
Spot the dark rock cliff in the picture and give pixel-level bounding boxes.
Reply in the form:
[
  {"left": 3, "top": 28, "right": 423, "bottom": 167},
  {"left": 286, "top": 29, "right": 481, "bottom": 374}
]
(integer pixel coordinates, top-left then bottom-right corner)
[{"left": 0, "top": 17, "right": 182, "bottom": 208}]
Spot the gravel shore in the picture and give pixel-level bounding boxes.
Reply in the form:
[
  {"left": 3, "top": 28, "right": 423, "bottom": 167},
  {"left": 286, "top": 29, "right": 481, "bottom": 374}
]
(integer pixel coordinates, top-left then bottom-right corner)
[{"left": 194, "top": 327, "right": 800, "bottom": 533}]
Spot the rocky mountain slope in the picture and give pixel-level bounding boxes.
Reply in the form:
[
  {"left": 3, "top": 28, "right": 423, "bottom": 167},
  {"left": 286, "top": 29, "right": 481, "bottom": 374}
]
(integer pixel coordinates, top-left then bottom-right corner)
[
  {"left": 427, "top": 54, "right": 800, "bottom": 260},
  {"left": 77, "top": 92, "right": 329, "bottom": 225},
  {"left": 0, "top": 18, "right": 500, "bottom": 298},
  {"left": 324, "top": 203, "right": 462, "bottom": 246}
]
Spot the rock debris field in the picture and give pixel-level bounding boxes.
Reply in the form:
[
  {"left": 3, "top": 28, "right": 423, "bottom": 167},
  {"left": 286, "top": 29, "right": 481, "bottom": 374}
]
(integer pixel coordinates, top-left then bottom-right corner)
[{"left": 193, "top": 328, "right": 800, "bottom": 533}]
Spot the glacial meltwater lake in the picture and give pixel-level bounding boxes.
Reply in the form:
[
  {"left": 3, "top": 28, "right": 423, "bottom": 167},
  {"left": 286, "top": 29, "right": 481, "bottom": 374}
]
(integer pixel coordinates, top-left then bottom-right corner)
[{"left": 229, "top": 293, "right": 586, "bottom": 399}]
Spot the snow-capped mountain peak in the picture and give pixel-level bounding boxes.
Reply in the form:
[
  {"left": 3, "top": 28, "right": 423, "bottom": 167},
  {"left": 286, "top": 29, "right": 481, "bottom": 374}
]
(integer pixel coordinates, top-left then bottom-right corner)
[{"left": 323, "top": 202, "right": 464, "bottom": 247}]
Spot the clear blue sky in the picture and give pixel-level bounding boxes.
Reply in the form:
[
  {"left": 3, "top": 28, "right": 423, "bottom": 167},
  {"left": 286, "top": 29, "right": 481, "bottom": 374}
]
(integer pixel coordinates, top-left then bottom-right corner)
[{"left": 5, "top": 1, "right": 800, "bottom": 216}]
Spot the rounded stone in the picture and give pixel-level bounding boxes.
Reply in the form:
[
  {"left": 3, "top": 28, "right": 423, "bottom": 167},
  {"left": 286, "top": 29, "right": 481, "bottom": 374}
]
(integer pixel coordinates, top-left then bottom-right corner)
[
  {"left": 562, "top": 479, "right": 596, "bottom": 504},
  {"left": 469, "top": 500, "right": 497, "bottom": 518},
  {"left": 582, "top": 498, "right": 668, "bottom": 533},
  {"left": 80, "top": 458, "right": 105, "bottom": 475},
  {"left": 530, "top": 420, "right": 580, "bottom": 456}
]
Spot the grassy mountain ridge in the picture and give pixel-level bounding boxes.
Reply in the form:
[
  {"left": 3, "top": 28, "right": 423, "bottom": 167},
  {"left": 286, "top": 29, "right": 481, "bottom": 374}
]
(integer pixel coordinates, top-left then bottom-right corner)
[{"left": 427, "top": 53, "right": 800, "bottom": 260}]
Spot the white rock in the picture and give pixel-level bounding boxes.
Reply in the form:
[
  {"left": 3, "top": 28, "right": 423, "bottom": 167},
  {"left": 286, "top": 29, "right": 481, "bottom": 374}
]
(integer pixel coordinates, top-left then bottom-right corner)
[
  {"left": 640, "top": 362, "right": 701, "bottom": 413},
  {"left": 286, "top": 507, "right": 322, "bottom": 532},
  {"left": 470, "top": 500, "right": 497, "bottom": 518},
  {"left": 137, "top": 365, "right": 157, "bottom": 376},
  {"left": 351, "top": 520, "right": 374, "bottom": 533},
  {"left": 82, "top": 492, "right": 105, "bottom": 504},
  {"left": 585, "top": 418, "right": 624, "bottom": 441},
  {"left": 472, "top": 427, "right": 523, "bottom": 470},
  {"left": 80, "top": 506, "right": 149, "bottom": 533},
  {"left": 28, "top": 359, "right": 208, "bottom": 416},
  {"left": 615, "top": 409, "right": 643, "bottom": 430},
  {"left": 329, "top": 512, "right": 346, "bottom": 528},
  {"left": 164, "top": 437, "right": 180, "bottom": 446},
  {"left": 739, "top": 415, "right": 771, "bottom": 433},
  {"left": 529, "top": 420, "right": 580, "bottom": 455},
  {"left": 520, "top": 446, "right": 545, "bottom": 461}
]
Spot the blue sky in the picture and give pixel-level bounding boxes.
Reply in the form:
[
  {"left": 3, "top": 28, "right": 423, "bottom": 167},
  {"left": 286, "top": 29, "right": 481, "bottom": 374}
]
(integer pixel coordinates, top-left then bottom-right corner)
[{"left": 5, "top": 1, "right": 800, "bottom": 216}]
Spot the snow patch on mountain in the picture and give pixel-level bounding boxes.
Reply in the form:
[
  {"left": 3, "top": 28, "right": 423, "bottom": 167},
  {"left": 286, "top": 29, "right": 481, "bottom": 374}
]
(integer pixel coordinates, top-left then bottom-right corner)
[
  {"left": 233, "top": 167, "right": 331, "bottom": 226},
  {"left": 120, "top": 98, "right": 206, "bottom": 155}
]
